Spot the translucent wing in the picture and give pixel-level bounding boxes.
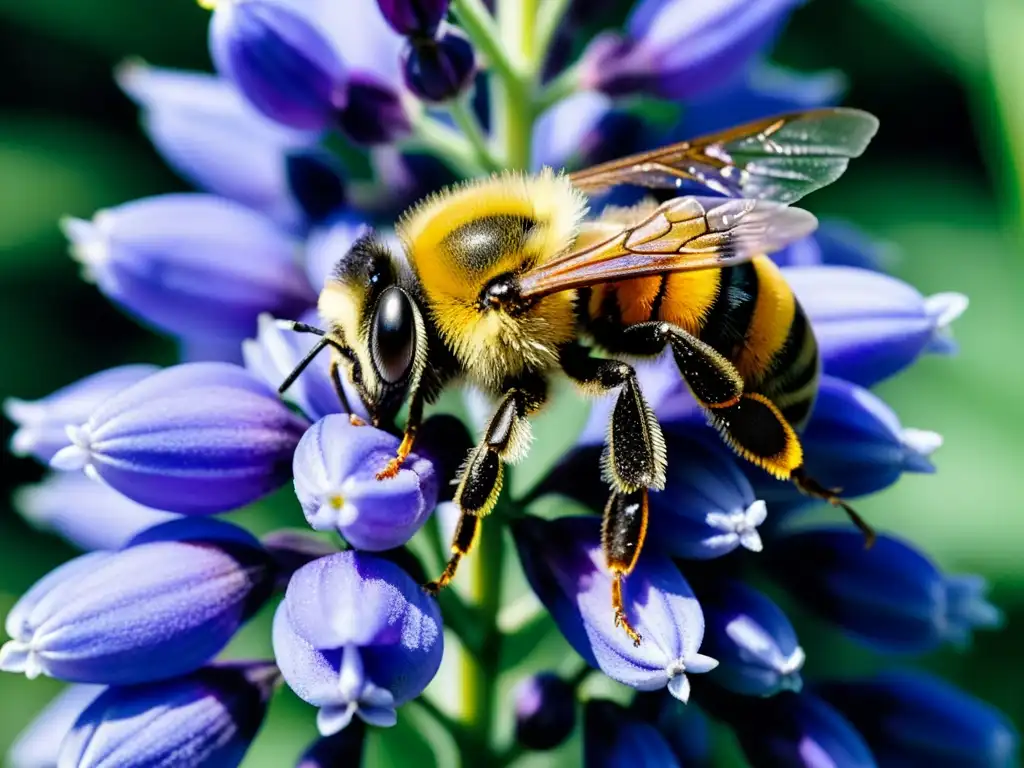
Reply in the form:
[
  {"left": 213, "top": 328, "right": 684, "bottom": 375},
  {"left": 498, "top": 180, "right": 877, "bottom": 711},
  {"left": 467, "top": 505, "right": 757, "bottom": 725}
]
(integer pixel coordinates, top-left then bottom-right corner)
[
  {"left": 567, "top": 108, "right": 879, "bottom": 204},
  {"left": 517, "top": 196, "right": 817, "bottom": 299}
]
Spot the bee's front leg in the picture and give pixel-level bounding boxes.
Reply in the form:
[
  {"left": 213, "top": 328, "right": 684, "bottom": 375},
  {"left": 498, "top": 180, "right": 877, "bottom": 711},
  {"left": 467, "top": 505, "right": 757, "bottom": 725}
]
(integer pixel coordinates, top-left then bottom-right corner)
[{"left": 424, "top": 384, "right": 536, "bottom": 594}]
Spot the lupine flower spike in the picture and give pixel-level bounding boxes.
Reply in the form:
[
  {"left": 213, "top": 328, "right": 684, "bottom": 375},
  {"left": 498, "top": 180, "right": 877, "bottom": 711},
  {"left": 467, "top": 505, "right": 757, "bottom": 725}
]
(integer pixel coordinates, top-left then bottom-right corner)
[{"left": 4, "top": 0, "right": 1015, "bottom": 766}]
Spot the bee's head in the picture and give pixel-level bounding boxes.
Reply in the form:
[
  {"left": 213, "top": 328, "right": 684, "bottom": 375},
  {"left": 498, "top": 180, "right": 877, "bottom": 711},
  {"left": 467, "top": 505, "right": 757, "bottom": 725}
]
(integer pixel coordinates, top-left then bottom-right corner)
[{"left": 300, "top": 230, "right": 426, "bottom": 424}]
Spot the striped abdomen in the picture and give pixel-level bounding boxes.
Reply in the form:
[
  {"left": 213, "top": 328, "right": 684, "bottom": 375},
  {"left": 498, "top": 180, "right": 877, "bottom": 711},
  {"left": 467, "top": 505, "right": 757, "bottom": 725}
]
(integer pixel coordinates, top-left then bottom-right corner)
[{"left": 585, "top": 255, "right": 819, "bottom": 428}]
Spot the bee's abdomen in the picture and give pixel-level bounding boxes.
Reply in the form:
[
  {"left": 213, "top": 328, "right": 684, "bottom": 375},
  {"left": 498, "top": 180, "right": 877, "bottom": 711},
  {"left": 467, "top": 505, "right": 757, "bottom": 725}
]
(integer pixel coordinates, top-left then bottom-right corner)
[{"left": 587, "top": 256, "right": 819, "bottom": 429}]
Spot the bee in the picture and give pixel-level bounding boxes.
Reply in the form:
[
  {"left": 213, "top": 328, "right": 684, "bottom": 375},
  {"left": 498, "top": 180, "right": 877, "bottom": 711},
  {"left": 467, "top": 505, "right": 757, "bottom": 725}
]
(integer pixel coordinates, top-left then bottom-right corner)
[{"left": 279, "top": 108, "right": 880, "bottom": 645}]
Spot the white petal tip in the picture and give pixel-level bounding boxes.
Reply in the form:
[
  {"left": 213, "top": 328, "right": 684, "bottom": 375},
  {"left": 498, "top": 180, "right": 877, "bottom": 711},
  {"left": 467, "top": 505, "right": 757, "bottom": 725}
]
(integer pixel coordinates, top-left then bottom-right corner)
[
  {"left": 925, "top": 292, "right": 969, "bottom": 328},
  {"left": 667, "top": 674, "right": 690, "bottom": 703},
  {"left": 901, "top": 428, "right": 943, "bottom": 457},
  {"left": 739, "top": 530, "right": 764, "bottom": 553},
  {"left": 316, "top": 703, "right": 356, "bottom": 737},
  {"left": 2, "top": 398, "right": 41, "bottom": 425},
  {"left": 50, "top": 445, "right": 89, "bottom": 472},
  {"left": 0, "top": 641, "right": 30, "bottom": 675}
]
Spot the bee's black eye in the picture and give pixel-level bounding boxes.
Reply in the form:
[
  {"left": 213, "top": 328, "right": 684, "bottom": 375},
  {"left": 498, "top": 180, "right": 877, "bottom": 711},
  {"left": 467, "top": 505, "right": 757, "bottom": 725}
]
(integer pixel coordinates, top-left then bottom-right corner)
[{"left": 371, "top": 287, "right": 416, "bottom": 385}]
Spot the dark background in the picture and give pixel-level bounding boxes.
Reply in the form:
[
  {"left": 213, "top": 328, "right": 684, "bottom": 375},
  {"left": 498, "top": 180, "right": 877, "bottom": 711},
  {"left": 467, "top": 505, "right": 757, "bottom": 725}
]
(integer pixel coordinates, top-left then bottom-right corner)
[{"left": 2, "top": 0, "right": 1022, "bottom": 765}]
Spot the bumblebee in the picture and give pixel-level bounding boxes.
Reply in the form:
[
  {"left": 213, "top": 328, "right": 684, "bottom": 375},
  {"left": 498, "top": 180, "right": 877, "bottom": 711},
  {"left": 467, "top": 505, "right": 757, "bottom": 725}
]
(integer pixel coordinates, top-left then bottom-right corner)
[{"left": 279, "top": 108, "right": 880, "bottom": 645}]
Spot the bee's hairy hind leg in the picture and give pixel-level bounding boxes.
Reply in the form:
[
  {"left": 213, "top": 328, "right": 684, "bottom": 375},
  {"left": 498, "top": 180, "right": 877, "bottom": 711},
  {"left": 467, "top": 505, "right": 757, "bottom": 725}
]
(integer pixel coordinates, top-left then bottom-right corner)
[
  {"left": 560, "top": 342, "right": 666, "bottom": 645},
  {"left": 424, "top": 385, "right": 536, "bottom": 593},
  {"left": 603, "top": 489, "right": 649, "bottom": 647}
]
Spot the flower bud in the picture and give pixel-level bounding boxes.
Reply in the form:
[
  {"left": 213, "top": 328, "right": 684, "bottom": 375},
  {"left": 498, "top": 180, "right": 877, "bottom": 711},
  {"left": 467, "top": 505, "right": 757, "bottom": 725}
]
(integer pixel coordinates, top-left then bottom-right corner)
[
  {"left": 293, "top": 415, "right": 438, "bottom": 550},
  {"left": 785, "top": 265, "right": 968, "bottom": 387},
  {"left": 512, "top": 515, "right": 717, "bottom": 701},
  {"left": 5, "top": 365, "right": 157, "bottom": 464},
  {"left": 377, "top": 0, "right": 449, "bottom": 36},
  {"left": 747, "top": 376, "right": 942, "bottom": 508},
  {"left": 62, "top": 194, "right": 316, "bottom": 342},
  {"left": 579, "top": 0, "right": 800, "bottom": 101},
  {"left": 336, "top": 72, "right": 412, "bottom": 145},
  {"left": 59, "top": 662, "right": 278, "bottom": 768},
  {"left": 402, "top": 29, "right": 476, "bottom": 103},
  {"left": 764, "top": 527, "right": 1002, "bottom": 654},
  {"left": 0, "top": 518, "right": 275, "bottom": 685},
  {"left": 8, "top": 684, "right": 104, "bottom": 768},
  {"left": 297, "top": 721, "right": 368, "bottom": 767},
  {"left": 631, "top": 691, "right": 711, "bottom": 766},
  {"left": 584, "top": 700, "right": 681, "bottom": 768},
  {"left": 699, "top": 581, "right": 804, "bottom": 697},
  {"left": 116, "top": 60, "right": 321, "bottom": 230},
  {"left": 650, "top": 433, "right": 768, "bottom": 558},
  {"left": 210, "top": 0, "right": 346, "bottom": 131},
  {"left": 272, "top": 551, "right": 443, "bottom": 735},
  {"left": 50, "top": 363, "right": 308, "bottom": 515},
  {"left": 13, "top": 472, "right": 178, "bottom": 551},
  {"left": 513, "top": 672, "right": 576, "bottom": 750},
  {"left": 699, "top": 687, "right": 877, "bottom": 768},
  {"left": 815, "top": 671, "right": 1019, "bottom": 768}
]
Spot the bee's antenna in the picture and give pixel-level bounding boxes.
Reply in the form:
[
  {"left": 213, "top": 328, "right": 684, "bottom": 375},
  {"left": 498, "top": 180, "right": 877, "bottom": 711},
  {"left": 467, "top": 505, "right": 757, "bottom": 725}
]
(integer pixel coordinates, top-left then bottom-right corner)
[
  {"left": 277, "top": 320, "right": 325, "bottom": 336},
  {"left": 278, "top": 336, "right": 329, "bottom": 395}
]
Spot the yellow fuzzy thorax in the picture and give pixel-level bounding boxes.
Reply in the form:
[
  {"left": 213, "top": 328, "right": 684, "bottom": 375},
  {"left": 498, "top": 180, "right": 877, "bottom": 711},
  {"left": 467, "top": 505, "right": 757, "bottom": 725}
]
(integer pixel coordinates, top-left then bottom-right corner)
[{"left": 395, "top": 168, "right": 588, "bottom": 389}]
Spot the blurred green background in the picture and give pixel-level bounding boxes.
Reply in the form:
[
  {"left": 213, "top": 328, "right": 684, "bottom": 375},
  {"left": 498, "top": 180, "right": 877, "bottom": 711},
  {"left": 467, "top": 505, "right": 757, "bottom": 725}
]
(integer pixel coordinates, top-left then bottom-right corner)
[{"left": 2, "top": 0, "right": 1024, "bottom": 765}]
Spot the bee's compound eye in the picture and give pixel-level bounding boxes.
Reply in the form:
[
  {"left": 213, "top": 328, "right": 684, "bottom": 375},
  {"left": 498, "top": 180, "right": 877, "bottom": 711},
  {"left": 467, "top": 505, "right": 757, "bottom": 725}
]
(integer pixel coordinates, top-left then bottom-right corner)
[{"left": 371, "top": 286, "right": 416, "bottom": 384}]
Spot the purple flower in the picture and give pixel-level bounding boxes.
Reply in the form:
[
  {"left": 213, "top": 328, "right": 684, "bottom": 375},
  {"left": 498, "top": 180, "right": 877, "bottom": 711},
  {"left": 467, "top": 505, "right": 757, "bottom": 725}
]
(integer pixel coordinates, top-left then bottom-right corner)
[
  {"left": 49, "top": 363, "right": 308, "bottom": 515},
  {"left": 513, "top": 515, "right": 718, "bottom": 701},
  {"left": 677, "top": 59, "right": 846, "bottom": 140},
  {"left": 13, "top": 472, "right": 179, "bottom": 551},
  {"left": 651, "top": 432, "right": 768, "bottom": 559},
  {"left": 377, "top": 0, "right": 449, "bottom": 37},
  {"left": 292, "top": 415, "right": 438, "bottom": 550},
  {"left": 243, "top": 310, "right": 368, "bottom": 422},
  {"left": 116, "top": 60, "right": 322, "bottom": 230},
  {"left": 297, "top": 721, "right": 368, "bottom": 768},
  {"left": 763, "top": 527, "right": 1002, "bottom": 654},
  {"left": 0, "top": 518, "right": 275, "bottom": 685},
  {"left": 772, "top": 220, "right": 895, "bottom": 272},
  {"left": 8, "top": 684, "right": 104, "bottom": 768},
  {"left": 747, "top": 375, "right": 942, "bottom": 508},
  {"left": 631, "top": 691, "right": 712, "bottom": 766},
  {"left": 786, "top": 265, "right": 969, "bottom": 387},
  {"left": 4, "top": 365, "right": 157, "bottom": 464},
  {"left": 210, "top": 0, "right": 347, "bottom": 132},
  {"left": 401, "top": 28, "right": 476, "bottom": 103},
  {"left": 584, "top": 700, "right": 681, "bottom": 768},
  {"left": 272, "top": 551, "right": 443, "bottom": 735},
  {"left": 60, "top": 662, "right": 278, "bottom": 768},
  {"left": 701, "top": 687, "right": 878, "bottom": 768},
  {"left": 815, "top": 671, "right": 1020, "bottom": 768},
  {"left": 513, "top": 672, "right": 576, "bottom": 750},
  {"left": 580, "top": 0, "right": 801, "bottom": 101},
  {"left": 62, "top": 193, "right": 316, "bottom": 344},
  {"left": 698, "top": 581, "right": 804, "bottom": 697}
]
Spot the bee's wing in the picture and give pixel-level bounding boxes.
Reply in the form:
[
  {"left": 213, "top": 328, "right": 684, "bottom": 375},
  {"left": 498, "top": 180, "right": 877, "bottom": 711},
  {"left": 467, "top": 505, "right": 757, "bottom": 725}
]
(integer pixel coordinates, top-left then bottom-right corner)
[
  {"left": 516, "top": 196, "right": 817, "bottom": 299},
  {"left": 567, "top": 108, "right": 879, "bottom": 204}
]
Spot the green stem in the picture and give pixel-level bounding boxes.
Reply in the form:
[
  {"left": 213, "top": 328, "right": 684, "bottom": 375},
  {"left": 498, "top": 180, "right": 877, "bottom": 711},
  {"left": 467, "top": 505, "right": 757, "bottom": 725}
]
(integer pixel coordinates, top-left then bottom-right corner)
[
  {"left": 459, "top": 497, "right": 507, "bottom": 751},
  {"left": 532, "top": 0, "right": 573, "bottom": 75},
  {"left": 452, "top": 0, "right": 524, "bottom": 87},
  {"left": 402, "top": 108, "right": 484, "bottom": 177},
  {"left": 535, "top": 62, "right": 583, "bottom": 115},
  {"left": 448, "top": 97, "right": 502, "bottom": 174}
]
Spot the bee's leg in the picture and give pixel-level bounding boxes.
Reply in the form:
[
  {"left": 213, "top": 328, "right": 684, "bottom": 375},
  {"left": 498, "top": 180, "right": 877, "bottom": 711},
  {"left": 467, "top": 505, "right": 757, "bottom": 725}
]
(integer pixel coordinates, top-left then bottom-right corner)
[
  {"left": 620, "top": 322, "right": 875, "bottom": 547},
  {"left": 602, "top": 488, "right": 648, "bottom": 647},
  {"left": 327, "top": 357, "right": 356, "bottom": 418},
  {"left": 560, "top": 343, "right": 665, "bottom": 645},
  {"left": 375, "top": 388, "right": 425, "bottom": 480},
  {"left": 424, "top": 386, "right": 534, "bottom": 594}
]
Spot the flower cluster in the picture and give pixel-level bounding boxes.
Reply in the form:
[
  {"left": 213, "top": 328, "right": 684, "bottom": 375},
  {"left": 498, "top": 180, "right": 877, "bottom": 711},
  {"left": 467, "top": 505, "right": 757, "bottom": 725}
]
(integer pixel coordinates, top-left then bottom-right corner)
[{"left": 4, "top": 0, "right": 1018, "bottom": 766}]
